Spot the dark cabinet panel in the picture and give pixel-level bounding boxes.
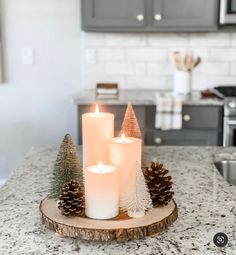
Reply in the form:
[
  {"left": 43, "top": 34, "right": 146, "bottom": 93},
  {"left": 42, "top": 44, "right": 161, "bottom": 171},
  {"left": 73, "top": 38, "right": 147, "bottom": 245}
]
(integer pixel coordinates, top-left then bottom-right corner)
[
  {"left": 152, "top": 0, "right": 218, "bottom": 31},
  {"left": 182, "top": 106, "right": 223, "bottom": 129},
  {"left": 146, "top": 105, "right": 223, "bottom": 130},
  {"left": 146, "top": 129, "right": 221, "bottom": 146},
  {"left": 82, "top": 0, "right": 145, "bottom": 29}
]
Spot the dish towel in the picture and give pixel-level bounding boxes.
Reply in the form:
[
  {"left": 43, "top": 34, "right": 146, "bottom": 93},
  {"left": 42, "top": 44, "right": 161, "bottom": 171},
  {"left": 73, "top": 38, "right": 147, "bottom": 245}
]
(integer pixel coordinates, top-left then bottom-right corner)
[{"left": 155, "top": 93, "right": 183, "bottom": 130}]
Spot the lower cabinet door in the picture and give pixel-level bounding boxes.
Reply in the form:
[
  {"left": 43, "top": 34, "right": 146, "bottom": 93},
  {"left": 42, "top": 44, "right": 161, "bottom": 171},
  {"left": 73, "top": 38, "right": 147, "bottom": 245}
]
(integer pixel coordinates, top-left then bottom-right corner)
[{"left": 146, "top": 129, "right": 222, "bottom": 146}]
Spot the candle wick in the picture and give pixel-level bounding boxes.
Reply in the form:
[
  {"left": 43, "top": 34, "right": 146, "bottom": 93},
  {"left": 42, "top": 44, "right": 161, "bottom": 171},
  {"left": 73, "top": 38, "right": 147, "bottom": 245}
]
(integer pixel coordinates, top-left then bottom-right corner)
[{"left": 98, "top": 161, "right": 103, "bottom": 173}]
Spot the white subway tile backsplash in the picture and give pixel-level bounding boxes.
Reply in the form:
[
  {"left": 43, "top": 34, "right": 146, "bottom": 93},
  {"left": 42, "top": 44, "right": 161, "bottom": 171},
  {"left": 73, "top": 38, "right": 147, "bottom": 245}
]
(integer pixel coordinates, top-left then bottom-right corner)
[
  {"left": 190, "top": 33, "right": 231, "bottom": 47},
  {"left": 147, "top": 62, "right": 173, "bottom": 75},
  {"left": 230, "top": 62, "right": 236, "bottom": 75},
  {"left": 193, "top": 74, "right": 236, "bottom": 90},
  {"left": 105, "top": 33, "right": 146, "bottom": 47},
  {"left": 147, "top": 33, "right": 189, "bottom": 46},
  {"left": 105, "top": 62, "right": 145, "bottom": 75},
  {"left": 209, "top": 48, "right": 236, "bottom": 61},
  {"left": 85, "top": 32, "right": 236, "bottom": 91},
  {"left": 232, "top": 33, "right": 236, "bottom": 46},
  {"left": 203, "top": 75, "right": 236, "bottom": 87},
  {"left": 125, "top": 76, "right": 169, "bottom": 90},
  {"left": 195, "top": 62, "right": 230, "bottom": 75},
  {"left": 97, "top": 48, "right": 125, "bottom": 61},
  {"left": 126, "top": 48, "right": 167, "bottom": 61},
  {"left": 192, "top": 76, "right": 208, "bottom": 91}
]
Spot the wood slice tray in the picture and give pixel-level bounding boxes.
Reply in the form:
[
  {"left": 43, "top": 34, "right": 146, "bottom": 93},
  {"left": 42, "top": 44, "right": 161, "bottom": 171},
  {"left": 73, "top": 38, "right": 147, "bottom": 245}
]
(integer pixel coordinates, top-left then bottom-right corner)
[{"left": 39, "top": 198, "right": 178, "bottom": 241}]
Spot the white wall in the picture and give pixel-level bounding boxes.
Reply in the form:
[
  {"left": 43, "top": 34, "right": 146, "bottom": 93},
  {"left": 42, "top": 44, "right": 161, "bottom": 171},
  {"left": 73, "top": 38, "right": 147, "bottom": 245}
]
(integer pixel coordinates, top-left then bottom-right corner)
[
  {"left": 0, "top": 0, "right": 84, "bottom": 178},
  {"left": 85, "top": 33, "right": 236, "bottom": 90}
]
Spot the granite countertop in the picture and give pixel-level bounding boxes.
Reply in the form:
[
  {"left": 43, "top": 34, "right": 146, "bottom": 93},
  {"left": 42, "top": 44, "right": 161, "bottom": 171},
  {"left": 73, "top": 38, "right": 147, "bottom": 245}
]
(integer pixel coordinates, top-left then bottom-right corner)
[
  {"left": 1, "top": 146, "right": 236, "bottom": 255},
  {"left": 73, "top": 90, "right": 223, "bottom": 106}
]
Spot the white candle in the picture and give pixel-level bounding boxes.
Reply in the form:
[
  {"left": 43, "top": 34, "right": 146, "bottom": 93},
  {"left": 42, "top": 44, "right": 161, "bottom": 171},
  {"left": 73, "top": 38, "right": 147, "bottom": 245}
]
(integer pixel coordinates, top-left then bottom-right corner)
[
  {"left": 85, "top": 161, "right": 119, "bottom": 219},
  {"left": 82, "top": 105, "right": 114, "bottom": 167},
  {"left": 109, "top": 133, "right": 142, "bottom": 196}
]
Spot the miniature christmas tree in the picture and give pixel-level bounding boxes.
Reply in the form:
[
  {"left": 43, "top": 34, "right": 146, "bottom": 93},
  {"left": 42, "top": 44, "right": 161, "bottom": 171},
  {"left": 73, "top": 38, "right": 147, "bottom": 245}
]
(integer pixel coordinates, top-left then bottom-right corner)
[
  {"left": 120, "top": 161, "right": 152, "bottom": 218},
  {"left": 144, "top": 161, "right": 174, "bottom": 207},
  {"left": 49, "top": 134, "right": 84, "bottom": 199},
  {"left": 58, "top": 180, "right": 84, "bottom": 216},
  {"left": 120, "top": 102, "right": 142, "bottom": 139},
  {"left": 120, "top": 102, "right": 147, "bottom": 165}
]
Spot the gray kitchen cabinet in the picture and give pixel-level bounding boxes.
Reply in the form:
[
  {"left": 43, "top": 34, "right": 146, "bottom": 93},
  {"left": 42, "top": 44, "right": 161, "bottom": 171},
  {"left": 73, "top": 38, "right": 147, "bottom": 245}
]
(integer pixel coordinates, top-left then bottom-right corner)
[
  {"left": 81, "top": 0, "right": 218, "bottom": 32},
  {"left": 77, "top": 104, "right": 223, "bottom": 146},
  {"left": 151, "top": 0, "right": 218, "bottom": 31},
  {"left": 81, "top": 0, "right": 145, "bottom": 30},
  {"left": 146, "top": 129, "right": 221, "bottom": 146},
  {"left": 145, "top": 105, "right": 223, "bottom": 145}
]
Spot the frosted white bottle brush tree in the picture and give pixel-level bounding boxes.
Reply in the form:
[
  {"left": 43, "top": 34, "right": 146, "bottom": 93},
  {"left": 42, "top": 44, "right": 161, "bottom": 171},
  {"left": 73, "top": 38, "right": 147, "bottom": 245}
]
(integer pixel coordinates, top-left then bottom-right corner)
[{"left": 120, "top": 161, "right": 153, "bottom": 218}]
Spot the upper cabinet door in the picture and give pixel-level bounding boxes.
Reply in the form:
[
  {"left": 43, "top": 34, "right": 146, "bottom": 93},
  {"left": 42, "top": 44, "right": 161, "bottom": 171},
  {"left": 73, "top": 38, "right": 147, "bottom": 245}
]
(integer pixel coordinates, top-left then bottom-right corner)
[
  {"left": 152, "top": 0, "right": 218, "bottom": 31},
  {"left": 82, "top": 0, "right": 145, "bottom": 31}
]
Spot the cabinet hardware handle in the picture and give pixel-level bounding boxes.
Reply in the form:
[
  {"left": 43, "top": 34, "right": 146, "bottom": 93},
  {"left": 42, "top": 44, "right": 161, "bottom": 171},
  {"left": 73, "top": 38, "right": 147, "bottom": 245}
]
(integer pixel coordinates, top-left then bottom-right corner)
[
  {"left": 183, "top": 114, "right": 191, "bottom": 122},
  {"left": 154, "top": 137, "right": 162, "bottom": 145},
  {"left": 154, "top": 14, "right": 162, "bottom": 21},
  {"left": 136, "top": 14, "right": 144, "bottom": 21}
]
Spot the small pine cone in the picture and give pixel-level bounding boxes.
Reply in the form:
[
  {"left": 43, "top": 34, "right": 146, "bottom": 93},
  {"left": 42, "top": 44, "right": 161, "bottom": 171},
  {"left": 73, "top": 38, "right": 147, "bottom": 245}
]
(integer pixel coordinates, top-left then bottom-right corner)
[
  {"left": 144, "top": 162, "right": 174, "bottom": 207},
  {"left": 57, "top": 180, "right": 84, "bottom": 216}
]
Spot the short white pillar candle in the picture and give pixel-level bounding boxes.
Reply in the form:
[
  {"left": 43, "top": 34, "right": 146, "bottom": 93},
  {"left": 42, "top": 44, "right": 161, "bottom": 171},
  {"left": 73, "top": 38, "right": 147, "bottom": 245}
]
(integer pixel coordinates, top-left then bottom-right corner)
[{"left": 84, "top": 161, "right": 119, "bottom": 219}]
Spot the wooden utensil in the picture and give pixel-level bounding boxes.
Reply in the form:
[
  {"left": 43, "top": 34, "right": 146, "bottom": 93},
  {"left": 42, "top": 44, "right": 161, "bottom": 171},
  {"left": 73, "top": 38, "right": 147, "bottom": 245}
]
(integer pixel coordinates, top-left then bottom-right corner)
[
  {"left": 184, "top": 52, "right": 193, "bottom": 71},
  {"left": 193, "top": 57, "right": 201, "bottom": 68},
  {"left": 172, "top": 51, "right": 182, "bottom": 71}
]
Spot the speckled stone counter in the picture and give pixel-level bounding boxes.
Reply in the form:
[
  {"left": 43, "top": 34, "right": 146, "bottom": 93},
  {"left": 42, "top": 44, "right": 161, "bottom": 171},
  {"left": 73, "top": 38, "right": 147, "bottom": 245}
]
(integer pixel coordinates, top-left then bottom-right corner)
[
  {"left": 74, "top": 90, "right": 223, "bottom": 106},
  {"left": 0, "top": 146, "right": 236, "bottom": 255}
]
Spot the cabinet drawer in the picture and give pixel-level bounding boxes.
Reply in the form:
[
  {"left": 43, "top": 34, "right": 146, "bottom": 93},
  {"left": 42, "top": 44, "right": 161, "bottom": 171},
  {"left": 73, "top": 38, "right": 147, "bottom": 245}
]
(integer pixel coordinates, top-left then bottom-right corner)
[
  {"left": 146, "top": 129, "right": 221, "bottom": 146},
  {"left": 182, "top": 106, "right": 222, "bottom": 129},
  {"left": 146, "top": 105, "right": 223, "bottom": 130}
]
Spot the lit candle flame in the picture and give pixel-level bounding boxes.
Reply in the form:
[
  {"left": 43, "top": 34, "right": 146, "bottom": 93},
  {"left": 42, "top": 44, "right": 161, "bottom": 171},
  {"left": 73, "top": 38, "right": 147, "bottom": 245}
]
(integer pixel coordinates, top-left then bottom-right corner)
[
  {"left": 121, "top": 132, "right": 126, "bottom": 143},
  {"left": 98, "top": 161, "right": 103, "bottom": 173},
  {"left": 95, "top": 104, "right": 99, "bottom": 115}
]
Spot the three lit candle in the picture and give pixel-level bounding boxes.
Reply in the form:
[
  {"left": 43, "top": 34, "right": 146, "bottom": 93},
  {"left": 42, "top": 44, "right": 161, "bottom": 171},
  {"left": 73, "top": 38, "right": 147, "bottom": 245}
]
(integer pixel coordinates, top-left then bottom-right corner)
[{"left": 82, "top": 105, "right": 141, "bottom": 219}]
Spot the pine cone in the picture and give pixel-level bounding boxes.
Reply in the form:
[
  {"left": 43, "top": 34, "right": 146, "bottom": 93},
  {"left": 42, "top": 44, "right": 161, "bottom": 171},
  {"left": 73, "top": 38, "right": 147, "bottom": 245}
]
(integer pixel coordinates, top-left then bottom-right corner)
[
  {"left": 57, "top": 180, "right": 84, "bottom": 216},
  {"left": 144, "top": 162, "right": 174, "bottom": 207}
]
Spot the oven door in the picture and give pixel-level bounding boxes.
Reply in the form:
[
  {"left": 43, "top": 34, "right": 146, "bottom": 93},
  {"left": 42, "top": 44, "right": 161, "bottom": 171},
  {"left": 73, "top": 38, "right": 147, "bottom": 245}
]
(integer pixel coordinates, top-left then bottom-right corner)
[
  {"left": 223, "top": 118, "right": 236, "bottom": 146},
  {"left": 220, "top": 0, "right": 236, "bottom": 24}
]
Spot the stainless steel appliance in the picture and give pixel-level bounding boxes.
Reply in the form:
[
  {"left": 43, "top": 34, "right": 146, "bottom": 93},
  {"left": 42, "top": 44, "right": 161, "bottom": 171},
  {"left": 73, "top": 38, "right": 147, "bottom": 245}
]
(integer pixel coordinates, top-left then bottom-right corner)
[
  {"left": 223, "top": 98, "right": 236, "bottom": 146},
  {"left": 220, "top": 0, "right": 236, "bottom": 24},
  {"left": 214, "top": 160, "right": 236, "bottom": 186},
  {"left": 213, "top": 86, "right": 236, "bottom": 146}
]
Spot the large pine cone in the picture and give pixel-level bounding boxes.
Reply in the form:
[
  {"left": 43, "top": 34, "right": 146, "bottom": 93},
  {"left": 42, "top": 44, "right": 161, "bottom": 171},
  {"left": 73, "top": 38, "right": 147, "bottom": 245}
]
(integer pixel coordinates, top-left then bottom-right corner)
[
  {"left": 57, "top": 180, "right": 84, "bottom": 216},
  {"left": 144, "top": 162, "right": 174, "bottom": 207}
]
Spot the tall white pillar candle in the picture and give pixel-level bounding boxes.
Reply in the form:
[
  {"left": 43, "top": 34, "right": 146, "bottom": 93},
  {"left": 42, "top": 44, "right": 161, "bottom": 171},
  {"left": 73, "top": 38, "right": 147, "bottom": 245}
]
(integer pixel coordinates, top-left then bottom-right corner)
[
  {"left": 85, "top": 162, "right": 119, "bottom": 219},
  {"left": 109, "top": 133, "right": 142, "bottom": 196},
  {"left": 82, "top": 105, "right": 114, "bottom": 167}
]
